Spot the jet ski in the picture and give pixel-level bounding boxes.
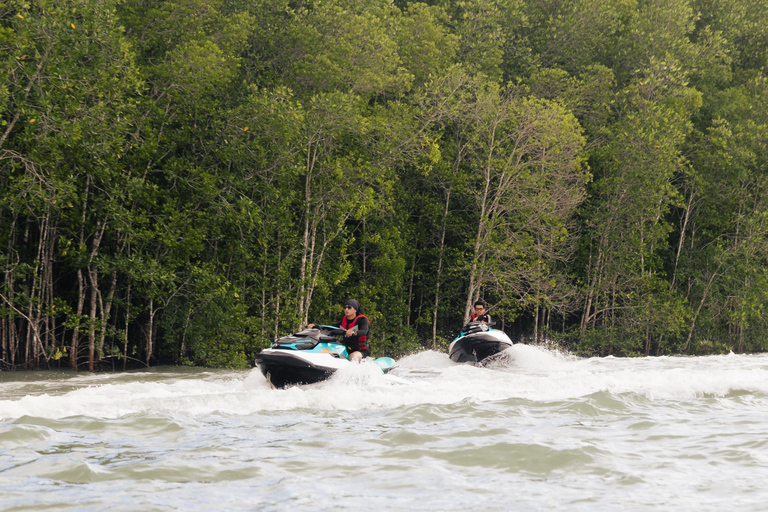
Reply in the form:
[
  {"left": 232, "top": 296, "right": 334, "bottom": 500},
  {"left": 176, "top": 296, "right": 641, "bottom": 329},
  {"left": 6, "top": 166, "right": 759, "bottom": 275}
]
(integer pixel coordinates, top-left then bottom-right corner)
[
  {"left": 448, "top": 321, "right": 513, "bottom": 363},
  {"left": 255, "top": 325, "right": 396, "bottom": 388}
]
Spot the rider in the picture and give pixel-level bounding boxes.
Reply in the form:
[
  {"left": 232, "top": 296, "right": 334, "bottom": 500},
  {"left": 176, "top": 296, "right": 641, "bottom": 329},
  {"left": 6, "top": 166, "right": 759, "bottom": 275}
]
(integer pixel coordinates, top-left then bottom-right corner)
[
  {"left": 335, "top": 299, "right": 370, "bottom": 362},
  {"left": 470, "top": 299, "right": 492, "bottom": 324},
  {"left": 308, "top": 299, "right": 370, "bottom": 362}
]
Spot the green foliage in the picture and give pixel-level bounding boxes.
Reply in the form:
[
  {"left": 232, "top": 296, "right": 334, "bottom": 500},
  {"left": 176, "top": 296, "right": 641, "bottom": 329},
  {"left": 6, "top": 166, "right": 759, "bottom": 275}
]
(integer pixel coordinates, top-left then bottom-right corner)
[
  {"left": 159, "top": 267, "right": 260, "bottom": 368},
  {"left": 575, "top": 326, "right": 643, "bottom": 357},
  {"left": 523, "top": 0, "right": 637, "bottom": 73},
  {"left": 374, "top": 325, "right": 425, "bottom": 358},
  {"left": 4, "top": 0, "right": 768, "bottom": 372},
  {"left": 394, "top": 3, "right": 459, "bottom": 88},
  {"left": 265, "top": 1, "right": 413, "bottom": 98}
]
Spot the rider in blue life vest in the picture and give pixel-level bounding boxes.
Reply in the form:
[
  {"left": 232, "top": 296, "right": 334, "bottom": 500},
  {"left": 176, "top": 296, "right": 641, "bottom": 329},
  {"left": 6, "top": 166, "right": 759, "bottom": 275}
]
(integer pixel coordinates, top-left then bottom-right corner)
[
  {"left": 471, "top": 299, "right": 492, "bottom": 324},
  {"left": 308, "top": 299, "right": 370, "bottom": 362}
]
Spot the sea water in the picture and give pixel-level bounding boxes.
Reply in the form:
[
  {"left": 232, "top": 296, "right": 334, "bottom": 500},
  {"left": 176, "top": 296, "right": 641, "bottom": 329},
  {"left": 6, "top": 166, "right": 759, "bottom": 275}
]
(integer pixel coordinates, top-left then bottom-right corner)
[{"left": 2, "top": 347, "right": 768, "bottom": 511}]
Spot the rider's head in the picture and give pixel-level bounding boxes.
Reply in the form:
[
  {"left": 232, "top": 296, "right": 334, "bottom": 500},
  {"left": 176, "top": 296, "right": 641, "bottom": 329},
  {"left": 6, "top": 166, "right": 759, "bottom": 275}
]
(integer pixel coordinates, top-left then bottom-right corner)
[{"left": 344, "top": 299, "right": 361, "bottom": 317}]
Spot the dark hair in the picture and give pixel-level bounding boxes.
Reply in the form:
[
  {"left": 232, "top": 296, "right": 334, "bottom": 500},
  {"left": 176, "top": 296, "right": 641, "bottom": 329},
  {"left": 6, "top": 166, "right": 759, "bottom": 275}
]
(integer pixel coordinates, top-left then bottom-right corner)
[
  {"left": 473, "top": 299, "right": 486, "bottom": 308},
  {"left": 345, "top": 299, "right": 361, "bottom": 313}
]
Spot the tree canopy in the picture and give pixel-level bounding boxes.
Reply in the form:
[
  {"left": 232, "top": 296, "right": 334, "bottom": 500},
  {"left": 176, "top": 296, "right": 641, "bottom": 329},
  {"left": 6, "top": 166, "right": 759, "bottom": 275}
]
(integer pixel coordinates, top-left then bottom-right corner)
[{"left": 2, "top": 0, "right": 768, "bottom": 369}]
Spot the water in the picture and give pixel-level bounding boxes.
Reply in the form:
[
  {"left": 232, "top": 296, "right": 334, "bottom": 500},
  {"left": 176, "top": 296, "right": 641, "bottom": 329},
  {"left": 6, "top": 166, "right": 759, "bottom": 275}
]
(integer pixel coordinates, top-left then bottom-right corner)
[{"left": 2, "top": 346, "right": 768, "bottom": 511}]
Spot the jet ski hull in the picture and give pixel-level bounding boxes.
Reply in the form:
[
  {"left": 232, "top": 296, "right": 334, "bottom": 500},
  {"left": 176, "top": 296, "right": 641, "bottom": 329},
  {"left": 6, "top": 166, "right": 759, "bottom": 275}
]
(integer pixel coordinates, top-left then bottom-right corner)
[
  {"left": 255, "top": 349, "right": 344, "bottom": 388},
  {"left": 254, "top": 326, "right": 397, "bottom": 388},
  {"left": 449, "top": 328, "right": 513, "bottom": 363}
]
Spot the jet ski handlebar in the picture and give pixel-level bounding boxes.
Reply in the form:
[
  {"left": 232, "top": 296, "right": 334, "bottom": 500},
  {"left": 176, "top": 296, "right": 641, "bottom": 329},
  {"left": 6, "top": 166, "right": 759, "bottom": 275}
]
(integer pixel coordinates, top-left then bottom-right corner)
[
  {"left": 301, "top": 325, "right": 356, "bottom": 337},
  {"left": 461, "top": 320, "right": 496, "bottom": 333}
]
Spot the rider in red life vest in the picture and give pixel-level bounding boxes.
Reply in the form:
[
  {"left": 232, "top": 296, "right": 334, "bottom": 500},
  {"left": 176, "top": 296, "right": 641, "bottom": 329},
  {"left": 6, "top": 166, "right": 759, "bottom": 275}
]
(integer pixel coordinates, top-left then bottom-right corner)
[
  {"left": 334, "top": 299, "right": 370, "bottom": 362},
  {"left": 471, "top": 299, "right": 492, "bottom": 324},
  {"left": 307, "top": 299, "right": 370, "bottom": 362}
]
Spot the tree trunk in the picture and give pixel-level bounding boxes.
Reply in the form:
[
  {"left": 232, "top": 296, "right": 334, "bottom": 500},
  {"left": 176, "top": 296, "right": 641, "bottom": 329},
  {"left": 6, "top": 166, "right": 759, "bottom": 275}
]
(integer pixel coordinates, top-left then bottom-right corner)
[
  {"left": 297, "top": 141, "right": 318, "bottom": 326},
  {"left": 671, "top": 188, "right": 694, "bottom": 288},
  {"left": 123, "top": 286, "right": 131, "bottom": 371},
  {"left": 464, "top": 164, "right": 493, "bottom": 325},
  {"left": 408, "top": 252, "right": 416, "bottom": 327},
  {"left": 70, "top": 269, "right": 85, "bottom": 371},
  {"left": 180, "top": 307, "right": 192, "bottom": 362},
  {"left": 10, "top": 316, "right": 17, "bottom": 367},
  {"left": 274, "top": 245, "right": 282, "bottom": 339},
  {"left": 44, "top": 220, "right": 56, "bottom": 362},
  {"left": 146, "top": 298, "right": 154, "bottom": 367},
  {"left": 88, "top": 266, "right": 98, "bottom": 371},
  {"left": 1, "top": 317, "right": 5, "bottom": 365},
  {"left": 433, "top": 189, "right": 451, "bottom": 349},
  {"left": 302, "top": 215, "right": 319, "bottom": 326},
  {"left": 98, "top": 270, "right": 118, "bottom": 362},
  {"left": 644, "top": 327, "right": 651, "bottom": 356},
  {"left": 683, "top": 263, "right": 722, "bottom": 351},
  {"left": 86, "top": 218, "right": 107, "bottom": 371},
  {"left": 297, "top": 202, "right": 311, "bottom": 325}
]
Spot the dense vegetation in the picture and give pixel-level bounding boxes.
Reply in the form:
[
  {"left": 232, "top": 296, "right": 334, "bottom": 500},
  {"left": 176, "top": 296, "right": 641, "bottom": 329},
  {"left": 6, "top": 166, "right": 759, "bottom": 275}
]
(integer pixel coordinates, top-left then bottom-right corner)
[{"left": 2, "top": 0, "right": 768, "bottom": 370}]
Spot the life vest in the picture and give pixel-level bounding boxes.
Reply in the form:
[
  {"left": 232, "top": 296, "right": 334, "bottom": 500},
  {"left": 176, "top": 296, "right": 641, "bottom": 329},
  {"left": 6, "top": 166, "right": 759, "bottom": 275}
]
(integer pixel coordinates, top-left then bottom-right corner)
[{"left": 341, "top": 314, "right": 369, "bottom": 351}]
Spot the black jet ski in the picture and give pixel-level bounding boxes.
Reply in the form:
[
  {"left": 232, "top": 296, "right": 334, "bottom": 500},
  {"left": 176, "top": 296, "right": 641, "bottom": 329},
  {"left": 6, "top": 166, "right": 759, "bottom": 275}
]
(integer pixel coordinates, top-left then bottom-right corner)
[
  {"left": 448, "top": 321, "right": 513, "bottom": 363},
  {"left": 255, "top": 325, "right": 396, "bottom": 388}
]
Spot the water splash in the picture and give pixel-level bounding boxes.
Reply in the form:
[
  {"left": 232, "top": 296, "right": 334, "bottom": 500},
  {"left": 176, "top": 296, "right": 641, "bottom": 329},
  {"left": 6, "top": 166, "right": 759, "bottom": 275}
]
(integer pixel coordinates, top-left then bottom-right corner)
[{"left": 3, "top": 351, "right": 768, "bottom": 421}]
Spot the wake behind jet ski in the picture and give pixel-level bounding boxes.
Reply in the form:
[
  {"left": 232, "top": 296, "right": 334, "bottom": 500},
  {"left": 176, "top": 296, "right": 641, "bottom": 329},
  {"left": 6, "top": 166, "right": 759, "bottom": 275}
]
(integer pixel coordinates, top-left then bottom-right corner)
[
  {"left": 448, "top": 321, "right": 513, "bottom": 363},
  {"left": 255, "top": 325, "right": 396, "bottom": 388}
]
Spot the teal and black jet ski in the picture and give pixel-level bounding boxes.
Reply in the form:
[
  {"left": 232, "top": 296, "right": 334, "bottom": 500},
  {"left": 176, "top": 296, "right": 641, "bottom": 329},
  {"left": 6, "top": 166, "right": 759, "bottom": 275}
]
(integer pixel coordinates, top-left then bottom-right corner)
[
  {"left": 255, "top": 325, "right": 396, "bottom": 388},
  {"left": 448, "top": 321, "right": 513, "bottom": 363}
]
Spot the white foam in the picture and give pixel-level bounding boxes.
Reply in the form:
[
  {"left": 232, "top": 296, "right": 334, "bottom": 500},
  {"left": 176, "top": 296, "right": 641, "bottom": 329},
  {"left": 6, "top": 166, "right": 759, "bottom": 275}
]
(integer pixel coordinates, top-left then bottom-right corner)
[
  {"left": 503, "top": 343, "right": 578, "bottom": 368},
  {"left": 3, "top": 352, "right": 768, "bottom": 420},
  {"left": 396, "top": 350, "right": 455, "bottom": 368}
]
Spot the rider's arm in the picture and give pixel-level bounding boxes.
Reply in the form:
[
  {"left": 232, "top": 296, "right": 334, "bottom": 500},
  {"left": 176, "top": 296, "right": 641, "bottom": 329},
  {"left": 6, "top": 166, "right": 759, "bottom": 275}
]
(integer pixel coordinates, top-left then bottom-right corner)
[{"left": 355, "top": 316, "right": 369, "bottom": 336}]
